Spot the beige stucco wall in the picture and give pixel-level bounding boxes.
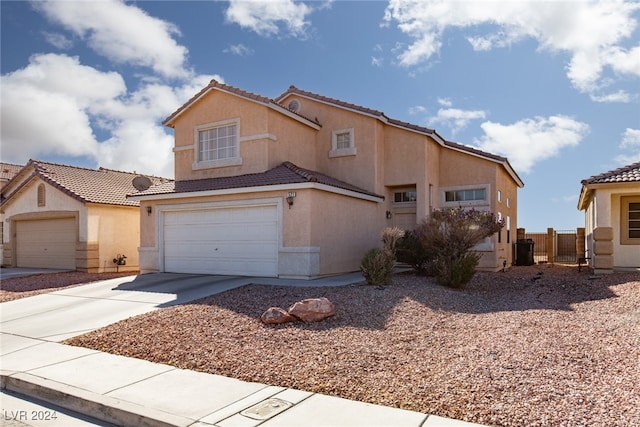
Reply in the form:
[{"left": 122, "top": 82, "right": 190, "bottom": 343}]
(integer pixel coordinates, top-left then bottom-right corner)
[
  {"left": 86, "top": 204, "right": 140, "bottom": 273},
  {"left": 171, "top": 91, "right": 318, "bottom": 181},
  {"left": 583, "top": 183, "right": 640, "bottom": 269}
]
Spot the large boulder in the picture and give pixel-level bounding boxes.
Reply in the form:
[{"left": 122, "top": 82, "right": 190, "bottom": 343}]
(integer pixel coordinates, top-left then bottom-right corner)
[
  {"left": 261, "top": 307, "right": 296, "bottom": 324},
  {"left": 288, "top": 297, "right": 335, "bottom": 322}
]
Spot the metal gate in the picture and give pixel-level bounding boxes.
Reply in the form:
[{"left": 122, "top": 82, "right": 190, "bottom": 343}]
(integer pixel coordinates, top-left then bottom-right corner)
[
  {"left": 555, "top": 230, "right": 577, "bottom": 263},
  {"left": 524, "top": 230, "right": 578, "bottom": 264}
]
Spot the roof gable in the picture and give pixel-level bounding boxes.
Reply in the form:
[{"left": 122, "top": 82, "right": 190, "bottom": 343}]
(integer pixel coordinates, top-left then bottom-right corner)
[
  {"left": 1, "top": 160, "right": 171, "bottom": 207},
  {"left": 163, "top": 80, "right": 320, "bottom": 129}
]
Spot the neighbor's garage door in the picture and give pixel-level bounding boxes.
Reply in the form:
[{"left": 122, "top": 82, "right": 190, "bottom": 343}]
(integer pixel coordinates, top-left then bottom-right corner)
[
  {"left": 16, "top": 218, "right": 76, "bottom": 269},
  {"left": 163, "top": 205, "right": 278, "bottom": 276}
]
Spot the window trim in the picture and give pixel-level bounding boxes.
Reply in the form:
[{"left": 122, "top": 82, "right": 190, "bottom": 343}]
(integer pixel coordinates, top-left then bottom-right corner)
[
  {"left": 393, "top": 188, "right": 418, "bottom": 205},
  {"left": 620, "top": 195, "right": 640, "bottom": 245},
  {"left": 193, "top": 118, "right": 242, "bottom": 169},
  {"left": 329, "top": 128, "right": 356, "bottom": 158},
  {"left": 441, "top": 184, "right": 490, "bottom": 207}
]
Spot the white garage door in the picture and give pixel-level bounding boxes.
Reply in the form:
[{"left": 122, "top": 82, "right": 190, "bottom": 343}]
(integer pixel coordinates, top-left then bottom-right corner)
[
  {"left": 163, "top": 205, "right": 279, "bottom": 276},
  {"left": 16, "top": 218, "right": 76, "bottom": 269}
]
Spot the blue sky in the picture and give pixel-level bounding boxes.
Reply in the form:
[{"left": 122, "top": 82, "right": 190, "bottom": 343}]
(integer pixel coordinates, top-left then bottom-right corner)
[{"left": 1, "top": 0, "right": 639, "bottom": 231}]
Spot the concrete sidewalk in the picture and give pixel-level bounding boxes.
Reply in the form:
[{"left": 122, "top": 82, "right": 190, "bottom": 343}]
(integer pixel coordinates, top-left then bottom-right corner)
[{"left": 1, "top": 272, "right": 486, "bottom": 427}]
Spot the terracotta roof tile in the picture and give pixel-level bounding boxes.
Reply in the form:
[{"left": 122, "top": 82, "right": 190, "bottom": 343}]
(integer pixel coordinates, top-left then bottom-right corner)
[
  {"left": 582, "top": 162, "right": 640, "bottom": 184},
  {"left": 132, "top": 162, "right": 383, "bottom": 199},
  {"left": 0, "top": 162, "right": 23, "bottom": 183},
  {"left": 5, "top": 160, "right": 171, "bottom": 207}
]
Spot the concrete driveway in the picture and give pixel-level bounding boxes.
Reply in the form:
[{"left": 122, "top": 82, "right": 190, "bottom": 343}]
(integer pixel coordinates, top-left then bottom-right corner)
[{"left": 0, "top": 273, "right": 254, "bottom": 342}]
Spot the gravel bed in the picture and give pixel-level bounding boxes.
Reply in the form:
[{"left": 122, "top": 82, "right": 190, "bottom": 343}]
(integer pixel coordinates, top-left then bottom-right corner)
[
  {"left": 63, "top": 264, "right": 639, "bottom": 426},
  {"left": 0, "top": 271, "right": 137, "bottom": 303}
]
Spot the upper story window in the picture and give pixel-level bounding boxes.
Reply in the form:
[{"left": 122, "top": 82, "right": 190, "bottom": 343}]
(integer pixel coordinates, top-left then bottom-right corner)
[
  {"left": 394, "top": 190, "right": 417, "bottom": 204},
  {"left": 497, "top": 190, "right": 502, "bottom": 203},
  {"left": 621, "top": 196, "right": 640, "bottom": 244},
  {"left": 445, "top": 188, "right": 486, "bottom": 202},
  {"left": 37, "top": 184, "right": 46, "bottom": 207},
  {"left": 194, "top": 119, "right": 242, "bottom": 169},
  {"left": 329, "top": 128, "right": 356, "bottom": 158}
]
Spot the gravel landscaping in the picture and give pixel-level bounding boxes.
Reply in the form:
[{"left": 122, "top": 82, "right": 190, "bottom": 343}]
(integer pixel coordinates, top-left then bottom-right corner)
[
  {"left": 11, "top": 265, "right": 639, "bottom": 426},
  {"left": 0, "top": 271, "right": 137, "bottom": 303}
]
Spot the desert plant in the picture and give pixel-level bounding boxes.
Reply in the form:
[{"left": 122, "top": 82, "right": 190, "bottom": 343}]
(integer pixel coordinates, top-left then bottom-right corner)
[
  {"left": 381, "top": 227, "right": 405, "bottom": 255},
  {"left": 360, "top": 248, "right": 395, "bottom": 286},
  {"left": 395, "top": 229, "right": 432, "bottom": 273},
  {"left": 416, "top": 208, "right": 504, "bottom": 287}
]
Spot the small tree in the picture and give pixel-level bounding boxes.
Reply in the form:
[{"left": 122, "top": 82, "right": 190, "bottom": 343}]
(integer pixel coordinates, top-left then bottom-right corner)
[{"left": 416, "top": 208, "right": 504, "bottom": 288}]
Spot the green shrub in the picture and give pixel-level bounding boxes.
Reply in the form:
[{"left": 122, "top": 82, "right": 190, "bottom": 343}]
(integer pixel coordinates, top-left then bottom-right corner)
[
  {"left": 360, "top": 248, "right": 395, "bottom": 286},
  {"left": 396, "top": 230, "right": 432, "bottom": 273},
  {"left": 417, "top": 208, "right": 504, "bottom": 288},
  {"left": 433, "top": 252, "right": 481, "bottom": 288}
]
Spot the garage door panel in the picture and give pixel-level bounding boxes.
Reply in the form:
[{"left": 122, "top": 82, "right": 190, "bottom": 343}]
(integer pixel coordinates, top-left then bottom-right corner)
[
  {"left": 163, "top": 205, "right": 278, "bottom": 277},
  {"left": 16, "top": 218, "right": 76, "bottom": 269}
]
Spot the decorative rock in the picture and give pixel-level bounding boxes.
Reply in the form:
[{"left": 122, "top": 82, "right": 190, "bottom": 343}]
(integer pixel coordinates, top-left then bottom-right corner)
[
  {"left": 288, "top": 297, "right": 335, "bottom": 322},
  {"left": 261, "top": 307, "right": 296, "bottom": 324}
]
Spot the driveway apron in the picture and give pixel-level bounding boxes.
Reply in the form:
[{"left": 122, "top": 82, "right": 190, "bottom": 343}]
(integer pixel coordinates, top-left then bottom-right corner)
[{"left": 0, "top": 273, "right": 252, "bottom": 342}]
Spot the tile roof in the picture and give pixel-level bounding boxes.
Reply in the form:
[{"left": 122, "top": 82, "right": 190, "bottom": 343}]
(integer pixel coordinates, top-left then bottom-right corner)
[
  {"left": 131, "top": 161, "right": 383, "bottom": 199},
  {"left": 0, "top": 162, "right": 23, "bottom": 184},
  {"left": 2, "top": 160, "right": 171, "bottom": 207},
  {"left": 581, "top": 162, "right": 640, "bottom": 184}
]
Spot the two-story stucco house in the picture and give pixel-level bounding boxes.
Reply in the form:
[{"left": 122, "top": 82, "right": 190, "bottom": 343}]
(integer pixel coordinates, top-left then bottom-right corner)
[
  {"left": 578, "top": 162, "right": 640, "bottom": 273},
  {"left": 1, "top": 160, "right": 169, "bottom": 273},
  {"left": 131, "top": 81, "right": 523, "bottom": 279}
]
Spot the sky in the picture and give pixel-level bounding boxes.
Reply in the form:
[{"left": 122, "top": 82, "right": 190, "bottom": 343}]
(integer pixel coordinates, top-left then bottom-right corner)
[{"left": 1, "top": 0, "right": 639, "bottom": 231}]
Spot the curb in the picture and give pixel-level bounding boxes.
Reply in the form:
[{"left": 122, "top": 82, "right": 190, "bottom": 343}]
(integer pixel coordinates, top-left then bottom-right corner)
[{"left": 1, "top": 372, "right": 191, "bottom": 427}]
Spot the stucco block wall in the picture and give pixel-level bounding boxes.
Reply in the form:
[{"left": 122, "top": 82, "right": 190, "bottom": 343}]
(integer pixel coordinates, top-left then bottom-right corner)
[{"left": 583, "top": 186, "right": 640, "bottom": 270}]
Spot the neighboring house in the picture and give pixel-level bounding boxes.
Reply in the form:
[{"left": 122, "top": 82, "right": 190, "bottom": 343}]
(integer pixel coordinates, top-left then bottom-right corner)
[
  {"left": 0, "top": 162, "right": 24, "bottom": 265},
  {"left": 578, "top": 162, "right": 640, "bottom": 273},
  {"left": 130, "top": 80, "right": 523, "bottom": 278},
  {"left": 1, "top": 160, "right": 170, "bottom": 273}
]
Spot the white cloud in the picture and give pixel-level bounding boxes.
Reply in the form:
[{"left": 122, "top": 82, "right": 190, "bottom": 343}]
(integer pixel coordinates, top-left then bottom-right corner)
[
  {"left": 430, "top": 107, "right": 486, "bottom": 134},
  {"left": 615, "top": 128, "right": 640, "bottom": 165},
  {"left": 383, "top": 0, "right": 640, "bottom": 99},
  {"left": 33, "top": 0, "right": 190, "bottom": 79},
  {"left": 621, "top": 128, "right": 640, "bottom": 148},
  {"left": 42, "top": 31, "right": 73, "bottom": 49},
  {"left": 224, "top": 44, "right": 254, "bottom": 56},
  {"left": 225, "top": 0, "right": 313, "bottom": 38},
  {"left": 474, "top": 115, "right": 590, "bottom": 174},
  {"left": 1, "top": 53, "right": 218, "bottom": 178}
]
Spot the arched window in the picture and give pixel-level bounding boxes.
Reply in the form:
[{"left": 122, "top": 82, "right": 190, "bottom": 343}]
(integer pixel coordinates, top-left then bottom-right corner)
[{"left": 37, "top": 184, "right": 46, "bottom": 207}]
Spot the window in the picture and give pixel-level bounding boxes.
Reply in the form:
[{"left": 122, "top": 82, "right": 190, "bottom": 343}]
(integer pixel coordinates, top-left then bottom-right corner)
[
  {"left": 199, "top": 124, "right": 237, "bottom": 161},
  {"left": 329, "top": 128, "right": 356, "bottom": 157},
  {"left": 621, "top": 196, "right": 640, "bottom": 244},
  {"left": 394, "top": 190, "right": 417, "bottom": 203},
  {"left": 507, "top": 197, "right": 510, "bottom": 208},
  {"left": 37, "top": 184, "right": 45, "bottom": 207},
  {"left": 445, "top": 188, "right": 486, "bottom": 202},
  {"left": 497, "top": 190, "right": 502, "bottom": 203},
  {"left": 194, "top": 119, "right": 242, "bottom": 169},
  {"left": 336, "top": 132, "right": 351, "bottom": 149}
]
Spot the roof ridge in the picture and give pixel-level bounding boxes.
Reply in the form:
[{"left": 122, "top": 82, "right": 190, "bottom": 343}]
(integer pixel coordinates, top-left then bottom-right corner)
[
  {"left": 282, "top": 161, "right": 318, "bottom": 182},
  {"left": 582, "top": 161, "right": 640, "bottom": 184},
  {"left": 276, "top": 86, "right": 386, "bottom": 118}
]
